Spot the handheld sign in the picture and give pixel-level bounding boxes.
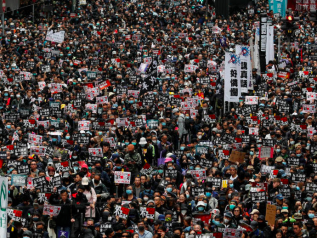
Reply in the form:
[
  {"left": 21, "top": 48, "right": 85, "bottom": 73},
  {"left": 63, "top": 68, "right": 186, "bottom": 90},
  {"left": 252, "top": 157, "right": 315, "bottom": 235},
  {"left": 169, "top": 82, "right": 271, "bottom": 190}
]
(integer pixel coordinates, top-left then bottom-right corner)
[{"left": 114, "top": 171, "right": 131, "bottom": 184}]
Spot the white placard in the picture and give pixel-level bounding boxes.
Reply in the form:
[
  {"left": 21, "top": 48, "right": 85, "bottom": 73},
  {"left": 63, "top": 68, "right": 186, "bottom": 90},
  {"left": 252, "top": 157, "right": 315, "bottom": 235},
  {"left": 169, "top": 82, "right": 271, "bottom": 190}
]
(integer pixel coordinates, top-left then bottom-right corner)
[
  {"left": 114, "top": 171, "right": 131, "bottom": 184},
  {"left": 45, "top": 30, "right": 65, "bottom": 43}
]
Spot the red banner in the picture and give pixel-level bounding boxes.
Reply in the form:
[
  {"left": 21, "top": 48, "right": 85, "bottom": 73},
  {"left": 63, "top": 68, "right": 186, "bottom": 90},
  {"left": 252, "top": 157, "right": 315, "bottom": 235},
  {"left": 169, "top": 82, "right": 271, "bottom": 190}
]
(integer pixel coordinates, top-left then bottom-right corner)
[{"left": 288, "top": 0, "right": 317, "bottom": 12}]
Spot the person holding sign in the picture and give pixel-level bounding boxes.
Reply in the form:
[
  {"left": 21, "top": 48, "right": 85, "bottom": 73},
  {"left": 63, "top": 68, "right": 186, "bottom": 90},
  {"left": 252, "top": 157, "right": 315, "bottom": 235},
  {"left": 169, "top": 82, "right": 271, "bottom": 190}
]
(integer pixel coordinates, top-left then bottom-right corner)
[{"left": 49, "top": 190, "right": 74, "bottom": 238}]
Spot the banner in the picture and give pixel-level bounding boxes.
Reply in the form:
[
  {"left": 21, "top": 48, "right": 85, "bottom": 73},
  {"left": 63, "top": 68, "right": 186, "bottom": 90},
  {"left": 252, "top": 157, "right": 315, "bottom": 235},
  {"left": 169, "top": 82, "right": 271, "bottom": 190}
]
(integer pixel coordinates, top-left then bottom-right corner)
[
  {"left": 254, "top": 21, "right": 261, "bottom": 72},
  {"left": 0, "top": 177, "right": 7, "bottom": 238},
  {"left": 269, "top": 0, "right": 287, "bottom": 17},
  {"left": 269, "top": 0, "right": 274, "bottom": 10},
  {"left": 266, "top": 25, "right": 274, "bottom": 64},
  {"left": 288, "top": 0, "right": 317, "bottom": 12},
  {"left": 224, "top": 52, "right": 241, "bottom": 102},
  {"left": 235, "top": 45, "right": 252, "bottom": 92}
]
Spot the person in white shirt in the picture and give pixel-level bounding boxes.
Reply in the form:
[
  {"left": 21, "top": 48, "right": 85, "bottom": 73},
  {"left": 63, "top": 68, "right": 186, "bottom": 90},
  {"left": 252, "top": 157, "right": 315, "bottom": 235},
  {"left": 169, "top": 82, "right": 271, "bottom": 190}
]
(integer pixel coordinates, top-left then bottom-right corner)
[{"left": 229, "top": 165, "right": 238, "bottom": 181}]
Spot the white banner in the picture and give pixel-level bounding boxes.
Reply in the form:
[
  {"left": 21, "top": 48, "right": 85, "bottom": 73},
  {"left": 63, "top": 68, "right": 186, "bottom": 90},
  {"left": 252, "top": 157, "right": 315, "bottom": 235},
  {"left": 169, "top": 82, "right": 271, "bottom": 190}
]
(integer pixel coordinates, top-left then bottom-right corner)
[
  {"left": 266, "top": 25, "right": 274, "bottom": 64},
  {"left": 0, "top": 177, "right": 8, "bottom": 238},
  {"left": 235, "top": 45, "right": 252, "bottom": 92},
  {"left": 254, "top": 22, "right": 261, "bottom": 74},
  {"left": 224, "top": 52, "right": 241, "bottom": 102},
  {"left": 45, "top": 30, "right": 65, "bottom": 44}
]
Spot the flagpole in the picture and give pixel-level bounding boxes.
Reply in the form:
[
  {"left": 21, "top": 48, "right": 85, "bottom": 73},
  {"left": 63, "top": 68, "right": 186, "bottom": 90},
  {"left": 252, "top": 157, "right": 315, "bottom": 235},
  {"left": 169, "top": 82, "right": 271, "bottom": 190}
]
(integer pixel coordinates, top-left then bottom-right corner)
[
  {"left": 2, "top": 0, "right": 4, "bottom": 37},
  {"left": 1, "top": 13, "right": 3, "bottom": 37}
]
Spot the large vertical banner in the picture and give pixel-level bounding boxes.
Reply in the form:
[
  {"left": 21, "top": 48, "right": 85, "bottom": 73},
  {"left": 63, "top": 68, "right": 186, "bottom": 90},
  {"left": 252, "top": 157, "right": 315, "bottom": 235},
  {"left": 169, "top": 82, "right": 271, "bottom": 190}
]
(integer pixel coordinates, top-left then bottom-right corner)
[
  {"left": 260, "top": 15, "right": 267, "bottom": 73},
  {"left": 269, "top": 0, "right": 274, "bottom": 11},
  {"left": 266, "top": 25, "right": 275, "bottom": 64},
  {"left": 274, "top": 0, "right": 287, "bottom": 18},
  {"left": 0, "top": 177, "right": 7, "bottom": 238},
  {"left": 225, "top": 53, "right": 241, "bottom": 102},
  {"left": 236, "top": 45, "right": 252, "bottom": 91},
  {"left": 254, "top": 22, "right": 261, "bottom": 73},
  {"left": 269, "top": 0, "right": 287, "bottom": 17}
]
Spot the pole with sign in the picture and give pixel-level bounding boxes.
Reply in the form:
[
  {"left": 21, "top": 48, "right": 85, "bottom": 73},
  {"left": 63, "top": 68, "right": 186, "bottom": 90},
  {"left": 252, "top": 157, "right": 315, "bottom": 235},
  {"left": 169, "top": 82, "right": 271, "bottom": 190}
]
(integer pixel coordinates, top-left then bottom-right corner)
[
  {"left": 0, "top": 177, "right": 8, "bottom": 238},
  {"left": 1, "top": 0, "right": 5, "bottom": 37}
]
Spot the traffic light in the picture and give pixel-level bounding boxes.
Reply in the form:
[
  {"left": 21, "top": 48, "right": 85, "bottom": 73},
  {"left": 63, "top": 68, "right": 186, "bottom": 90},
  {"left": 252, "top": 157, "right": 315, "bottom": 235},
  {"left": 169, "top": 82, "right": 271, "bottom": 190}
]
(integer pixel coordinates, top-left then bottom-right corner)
[
  {"left": 281, "top": 14, "right": 297, "bottom": 38},
  {"left": 286, "top": 15, "right": 294, "bottom": 21}
]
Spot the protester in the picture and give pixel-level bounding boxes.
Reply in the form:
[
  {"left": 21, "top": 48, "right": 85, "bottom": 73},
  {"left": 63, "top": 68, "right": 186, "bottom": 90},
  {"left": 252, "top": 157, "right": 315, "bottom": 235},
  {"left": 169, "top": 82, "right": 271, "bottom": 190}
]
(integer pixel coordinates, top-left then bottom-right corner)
[{"left": 3, "top": 0, "right": 317, "bottom": 237}]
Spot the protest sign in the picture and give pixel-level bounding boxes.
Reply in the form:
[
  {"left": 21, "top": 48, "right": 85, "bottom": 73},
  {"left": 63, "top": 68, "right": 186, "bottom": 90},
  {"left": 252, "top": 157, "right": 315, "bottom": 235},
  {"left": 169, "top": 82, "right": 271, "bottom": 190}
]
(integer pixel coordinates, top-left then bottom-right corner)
[
  {"left": 18, "top": 165, "right": 29, "bottom": 174},
  {"left": 189, "top": 170, "right": 207, "bottom": 180},
  {"left": 46, "top": 30, "right": 65, "bottom": 43},
  {"left": 11, "top": 174, "right": 27, "bottom": 186},
  {"left": 259, "top": 146, "right": 274, "bottom": 159},
  {"left": 229, "top": 151, "right": 246, "bottom": 163},
  {"left": 96, "top": 96, "right": 108, "bottom": 104},
  {"left": 164, "top": 169, "right": 178, "bottom": 179},
  {"left": 114, "top": 205, "right": 130, "bottom": 219},
  {"left": 140, "top": 164, "right": 153, "bottom": 175},
  {"left": 250, "top": 191, "right": 266, "bottom": 202},
  {"left": 88, "top": 148, "right": 103, "bottom": 157},
  {"left": 265, "top": 204, "right": 277, "bottom": 226},
  {"left": 27, "top": 177, "right": 34, "bottom": 189},
  {"left": 7, "top": 209, "right": 26, "bottom": 226},
  {"left": 140, "top": 206, "right": 155, "bottom": 219},
  {"left": 78, "top": 121, "right": 91, "bottom": 131},
  {"left": 260, "top": 165, "right": 275, "bottom": 174},
  {"left": 43, "top": 205, "right": 62, "bottom": 216},
  {"left": 245, "top": 96, "right": 258, "bottom": 105},
  {"left": 30, "top": 146, "right": 46, "bottom": 156},
  {"left": 28, "top": 134, "right": 43, "bottom": 145},
  {"left": 33, "top": 176, "right": 47, "bottom": 189},
  {"left": 195, "top": 145, "right": 209, "bottom": 154},
  {"left": 114, "top": 171, "right": 131, "bottom": 184}
]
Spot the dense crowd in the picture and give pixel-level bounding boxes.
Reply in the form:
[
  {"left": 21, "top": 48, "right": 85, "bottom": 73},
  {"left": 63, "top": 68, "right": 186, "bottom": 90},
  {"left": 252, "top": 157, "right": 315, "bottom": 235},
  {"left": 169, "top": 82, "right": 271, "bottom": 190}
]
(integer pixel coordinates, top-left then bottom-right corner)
[{"left": 1, "top": 0, "right": 317, "bottom": 238}]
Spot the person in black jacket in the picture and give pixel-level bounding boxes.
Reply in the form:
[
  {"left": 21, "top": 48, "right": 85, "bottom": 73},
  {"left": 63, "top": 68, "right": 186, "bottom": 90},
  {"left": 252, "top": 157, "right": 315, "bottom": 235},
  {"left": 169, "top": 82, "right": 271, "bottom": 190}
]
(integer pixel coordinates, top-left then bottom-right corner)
[
  {"left": 72, "top": 184, "right": 89, "bottom": 237},
  {"left": 49, "top": 189, "right": 74, "bottom": 238},
  {"left": 252, "top": 68, "right": 262, "bottom": 91},
  {"left": 198, "top": 101, "right": 214, "bottom": 120}
]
